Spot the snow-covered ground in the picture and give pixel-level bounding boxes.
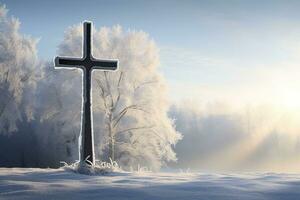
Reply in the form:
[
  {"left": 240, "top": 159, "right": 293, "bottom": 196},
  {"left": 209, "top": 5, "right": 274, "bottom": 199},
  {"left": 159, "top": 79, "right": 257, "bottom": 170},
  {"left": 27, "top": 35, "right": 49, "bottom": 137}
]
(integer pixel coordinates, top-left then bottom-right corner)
[{"left": 1, "top": 168, "right": 300, "bottom": 200}]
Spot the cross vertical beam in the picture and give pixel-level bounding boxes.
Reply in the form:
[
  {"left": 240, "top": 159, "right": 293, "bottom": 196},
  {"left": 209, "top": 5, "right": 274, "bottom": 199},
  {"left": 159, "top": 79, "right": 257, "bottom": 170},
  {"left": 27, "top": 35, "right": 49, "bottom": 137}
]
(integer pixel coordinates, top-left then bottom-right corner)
[
  {"left": 84, "top": 22, "right": 91, "bottom": 58},
  {"left": 54, "top": 21, "right": 118, "bottom": 165}
]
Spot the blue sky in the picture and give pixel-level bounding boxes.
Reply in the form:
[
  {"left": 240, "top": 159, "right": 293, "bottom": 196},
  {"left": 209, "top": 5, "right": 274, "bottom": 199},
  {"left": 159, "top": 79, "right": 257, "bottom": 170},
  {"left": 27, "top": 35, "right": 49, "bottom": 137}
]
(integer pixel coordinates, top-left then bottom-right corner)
[{"left": 3, "top": 0, "right": 300, "bottom": 105}]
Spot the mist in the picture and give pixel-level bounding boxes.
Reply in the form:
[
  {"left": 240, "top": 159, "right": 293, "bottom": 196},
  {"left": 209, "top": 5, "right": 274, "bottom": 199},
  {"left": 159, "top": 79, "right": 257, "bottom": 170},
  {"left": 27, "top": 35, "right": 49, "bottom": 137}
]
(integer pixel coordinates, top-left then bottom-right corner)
[{"left": 170, "top": 100, "right": 300, "bottom": 172}]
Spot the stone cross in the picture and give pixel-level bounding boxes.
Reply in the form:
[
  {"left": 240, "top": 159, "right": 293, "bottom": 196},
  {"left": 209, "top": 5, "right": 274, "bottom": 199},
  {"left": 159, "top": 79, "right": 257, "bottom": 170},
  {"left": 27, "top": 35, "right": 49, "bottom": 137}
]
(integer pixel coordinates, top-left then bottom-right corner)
[{"left": 54, "top": 21, "right": 118, "bottom": 165}]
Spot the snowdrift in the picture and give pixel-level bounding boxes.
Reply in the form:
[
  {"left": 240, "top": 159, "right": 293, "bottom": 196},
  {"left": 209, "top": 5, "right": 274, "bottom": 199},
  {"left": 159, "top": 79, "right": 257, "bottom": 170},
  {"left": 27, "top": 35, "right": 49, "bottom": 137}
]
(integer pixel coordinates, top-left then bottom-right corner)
[{"left": 1, "top": 168, "right": 300, "bottom": 200}]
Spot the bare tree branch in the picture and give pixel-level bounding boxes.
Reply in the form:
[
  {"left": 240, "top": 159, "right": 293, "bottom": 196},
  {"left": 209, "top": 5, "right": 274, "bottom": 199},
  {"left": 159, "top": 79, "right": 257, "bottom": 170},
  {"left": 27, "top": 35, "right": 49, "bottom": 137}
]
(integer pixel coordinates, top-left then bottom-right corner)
[
  {"left": 133, "top": 80, "right": 157, "bottom": 92},
  {"left": 116, "top": 125, "right": 154, "bottom": 135},
  {"left": 96, "top": 79, "right": 105, "bottom": 97},
  {"left": 96, "top": 79, "right": 109, "bottom": 110},
  {"left": 104, "top": 71, "right": 114, "bottom": 107},
  {"left": 130, "top": 129, "right": 164, "bottom": 146},
  {"left": 112, "top": 104, "right": 138, "bottom": 127},
  {"left": 4, "top": 69, "right": 9, "bottom": 84},
  {"left": 113, "top": 72, "right": 123, "bottom": 111},
  {"left": 112, "top": 104, "right": 151, "bottom": 128}
]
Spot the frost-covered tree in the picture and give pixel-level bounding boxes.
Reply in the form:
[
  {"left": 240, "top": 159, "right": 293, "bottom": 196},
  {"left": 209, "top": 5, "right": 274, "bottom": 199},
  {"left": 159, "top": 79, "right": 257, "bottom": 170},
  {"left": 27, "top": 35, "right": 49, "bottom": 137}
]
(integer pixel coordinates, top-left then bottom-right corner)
[
  {"left": 0, "top": 5, "right": 43, "bottom": 167},
  {"left": 0, "top": 5, "right": 40, "bottom": 134},
  {"left": 95, "top": 71, "right": 156, "bottom": 162},
  {"left": 56, "top": 24, "right": 182, "bottom": 170},
  {"left": 32, "top": 65, "right": 82, "bottom": 166}
]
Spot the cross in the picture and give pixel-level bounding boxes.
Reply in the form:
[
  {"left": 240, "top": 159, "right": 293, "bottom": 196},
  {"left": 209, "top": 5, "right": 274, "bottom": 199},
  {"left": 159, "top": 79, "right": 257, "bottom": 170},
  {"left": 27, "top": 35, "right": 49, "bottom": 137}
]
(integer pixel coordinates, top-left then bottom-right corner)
[{"left": 54, "top": 21, "right": 118, "bottom": 165}]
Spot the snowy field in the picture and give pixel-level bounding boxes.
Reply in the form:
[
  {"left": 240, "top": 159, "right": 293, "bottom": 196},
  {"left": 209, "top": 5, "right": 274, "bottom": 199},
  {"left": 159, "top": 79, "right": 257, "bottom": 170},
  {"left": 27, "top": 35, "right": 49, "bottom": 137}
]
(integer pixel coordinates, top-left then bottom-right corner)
[{"left": 1, "top": 168, "right": 300, "bottom": 200}]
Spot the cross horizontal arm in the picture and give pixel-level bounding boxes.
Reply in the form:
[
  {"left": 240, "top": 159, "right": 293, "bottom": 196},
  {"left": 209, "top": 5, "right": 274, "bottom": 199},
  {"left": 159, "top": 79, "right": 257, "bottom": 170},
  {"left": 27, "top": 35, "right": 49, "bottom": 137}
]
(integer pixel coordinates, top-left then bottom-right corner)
[
  {"left": 91, "top": 59, "right": 118, "bottom": 70},
  {"left": 55, "top": 57, "right": 83, "bottom": 68}
]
